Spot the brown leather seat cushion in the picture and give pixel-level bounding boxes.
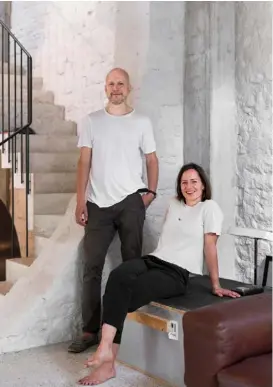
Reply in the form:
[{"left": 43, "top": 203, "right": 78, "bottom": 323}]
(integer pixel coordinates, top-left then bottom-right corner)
[{"left": 218, "top": 352, "right": 272, "bottom": 387}]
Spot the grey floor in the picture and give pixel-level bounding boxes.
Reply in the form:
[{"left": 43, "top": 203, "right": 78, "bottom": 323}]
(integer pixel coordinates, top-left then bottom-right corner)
[{"left": 0, "top": 342, "right": 166, "bottom": 387}]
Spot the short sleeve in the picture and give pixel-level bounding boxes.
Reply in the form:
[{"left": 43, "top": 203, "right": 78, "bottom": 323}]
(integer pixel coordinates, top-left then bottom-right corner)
[
  {"left": 140, "top": 117, "right": 156, "bottom": 154},
  {"left": 203, "top": 200, "right": 223, "bottom": 235},
  {"left": 77, "top": 115, "right": 93, "bottom": 148}
]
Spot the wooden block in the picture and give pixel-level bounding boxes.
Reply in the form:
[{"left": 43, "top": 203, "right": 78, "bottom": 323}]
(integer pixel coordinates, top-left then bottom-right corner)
[{"left": 127, "top": 311, "right": 169, "bottom": 332}]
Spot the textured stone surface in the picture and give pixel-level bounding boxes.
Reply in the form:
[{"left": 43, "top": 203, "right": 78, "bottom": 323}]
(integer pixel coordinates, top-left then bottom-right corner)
[
  {"left": 4, "top": 4, "right": 271, "bottom": 356},
  {"left": 183, "top": 2, "right": 210, "bottom": 175},
  {"left": 235, "top": 2, "right": 272, "bottom": 283},
  {"left": 11, "top": 1, "right": 184, "bottom": 255},
  {"left": 0, "top": 343, "right": 165, "bottom": 387},
  {"left": 11, "top": 1, "right": 117, "bottom": 124},
  {"left": 183, "top": 2, "right": 272, "bottom": 283},
  {"left": 183, "top": 2, "right": 238, "bottom": 279},
  {"left": 134, "top": 1, "right": 185, "bottom": 255},
  {"left": 0, "top": 196, "right": 83, "bottom": 354}
]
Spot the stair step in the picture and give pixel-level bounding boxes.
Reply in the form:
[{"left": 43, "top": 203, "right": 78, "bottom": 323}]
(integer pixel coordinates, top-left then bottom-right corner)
[
  {"left": 34, "top": 215, "right": 62, "bottom": 238},
  {"left": 0, "top": 102, "right": 65, "bottom": 128},
  {"left": 6, "top": 257, "right": 35, "bottom": 285},
  {"left": 32, "top": 118, "right": 77, "bottom": 135},
  {"left": 0, "top": 75, "right": 43, "bottom": 90},
  {"left": 1, "top": 90, "right": 54, "bottom": 104},
  {"left": 33, "top": 90, "right": 54, "bottom": 104},
  {"left": 34, "top": 193, "right": 74, "bottom": 215},
  {"left": 33, "top": 172, "right": 76, "bottom": 193},
  {"left": 29, "top": 152, "right": 79, "bottom": 173},
  {"left": 2, "top": 62, "right": 26, "bottom": 75},
  {"left": 1, "top": 118, "right": 77, "bottom": 136},
  {"left": 0, "top": 280, "right": 13, "bottom": 295},
  {"left": 28, "top": 134, "right": 78, "bottom": 153}
]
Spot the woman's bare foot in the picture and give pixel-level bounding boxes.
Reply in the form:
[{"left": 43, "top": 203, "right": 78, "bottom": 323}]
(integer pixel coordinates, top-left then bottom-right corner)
[
  {"left": 85, "top": 343, "right": 114, "bottom": 369},
  {"left": 78, "top": 362, "right": 116, "bottom": 385}
]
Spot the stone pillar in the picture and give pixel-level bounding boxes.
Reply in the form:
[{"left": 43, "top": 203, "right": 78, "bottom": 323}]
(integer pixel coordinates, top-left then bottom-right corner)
[
  {"left": 235, "top": 2, "right": 272, "bottom": 283},
  {"left": 183, "top": 2, "right": 211, "bottom": 176},
  {"left": 135, "top": 1, "right": 185, "bottom": 253},
  {"left": 209, "top": 2, "right": 237, "bottom": 279},
  {"left": 183, "top": 2, "right": 237, "bottom": 278}
]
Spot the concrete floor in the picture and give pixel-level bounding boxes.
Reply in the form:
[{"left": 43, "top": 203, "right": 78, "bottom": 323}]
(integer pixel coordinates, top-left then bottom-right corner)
[{"left": 0, "top": 342, "right": 166, "bottom": 387}]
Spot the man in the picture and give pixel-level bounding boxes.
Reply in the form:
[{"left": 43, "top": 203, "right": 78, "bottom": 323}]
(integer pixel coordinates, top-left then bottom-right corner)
[{"left": 68, "top": 68, "right": 159, "bottom": 353}]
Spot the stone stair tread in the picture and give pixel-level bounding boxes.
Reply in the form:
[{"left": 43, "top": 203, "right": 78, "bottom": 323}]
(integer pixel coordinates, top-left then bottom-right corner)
[
  {"left": 2, "top": 90, "right": 54, "bottom": 103},
  {"left": 8, "top": 257, "right": 35, "bottom": 267},
  {"left": 31, "top": 118, "right": 77, "bottom": 135},
  {"left": 29, "top": 152, "right": 79, "bottom": 173},
  {"left": 2, "top": 118, "right": 77, "bottom": 135},
  {"left": 30, "top": 135, "right": 78, "bottom": 152},
  {"left": 34, "top": 193, "right": 74, "bottom": 215},
  {"left": 34, "top": 235, "right": 49, "bottom": 257},
  {"left": 33, "top": 172, "right": 76, "bottom": 193},
  {"left": 16, "top": 134, "right": 78, "bottom": 154},
  {"left": 0, "top": 281, "right": 13, "bottom": 295},
  {"left": 0, "top": 75, "right": 43, "bottom": 89},
  {"left": 34, "top": 214, "right": 63, "bottom": 238},
  {"left": 1, "top": 62, "right": 26, "bottom": 75},
  {"left": 0, "top": 102, "right": 65, "bottom": 123}
]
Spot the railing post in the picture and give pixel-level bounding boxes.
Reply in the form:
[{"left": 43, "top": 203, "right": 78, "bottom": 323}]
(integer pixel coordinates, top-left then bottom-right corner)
[{"left": 0, "top": 19, "right": 33, "bottom": 258}]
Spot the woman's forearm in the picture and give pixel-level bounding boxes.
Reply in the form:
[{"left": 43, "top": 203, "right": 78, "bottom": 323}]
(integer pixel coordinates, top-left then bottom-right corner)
[{"left": 204, "top": 244, "right": 220, "bottom": 290}]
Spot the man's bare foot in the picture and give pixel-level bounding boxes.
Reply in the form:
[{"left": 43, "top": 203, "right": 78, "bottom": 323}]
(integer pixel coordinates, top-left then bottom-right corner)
[
  {"left": 78, "top": 362, "right": 116, "bottom": 385},
  {"left": 85, "top": 343, "right": 114, "bottom": 368}
]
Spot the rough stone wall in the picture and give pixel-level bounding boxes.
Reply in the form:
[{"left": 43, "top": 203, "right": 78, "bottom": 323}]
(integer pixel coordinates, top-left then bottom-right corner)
[
  {"left": 102, "top": 1, "right": 185, "bottom": 290},
  {"left": 11, "top": 1, "right": 117, "bottom": 123},
  {"left": 10, "top": 1, "right": 185, "bottom": 291},
  {"left": 135, "top": 1, "right": 185, "bottom": 254},
  {"left": 9, "top": 1, "right": 272, "bottom": 285},
  {"left": 183, "top": 2, "right": 237, "bottom": 279},
  {"left": 183, "top": 2, "right": 210, "bottom": 176},
  {"left": 235, "top": 2, "right": 272, "bottom": 283}
]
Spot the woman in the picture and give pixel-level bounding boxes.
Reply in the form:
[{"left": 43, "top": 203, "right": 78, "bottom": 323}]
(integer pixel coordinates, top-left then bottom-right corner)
[{"left": 78, "top": 163, "right": 240, "bottom": 386}]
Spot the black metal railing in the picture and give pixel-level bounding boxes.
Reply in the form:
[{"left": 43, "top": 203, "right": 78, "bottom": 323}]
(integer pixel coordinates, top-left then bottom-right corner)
[{"left": 0, "top": 19, "right": 32, "bottom": 257}]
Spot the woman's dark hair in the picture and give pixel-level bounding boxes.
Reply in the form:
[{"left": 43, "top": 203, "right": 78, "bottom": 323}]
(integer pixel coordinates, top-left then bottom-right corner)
[{"left": 176, "top": 163, "right": 211, "bottom": 203}]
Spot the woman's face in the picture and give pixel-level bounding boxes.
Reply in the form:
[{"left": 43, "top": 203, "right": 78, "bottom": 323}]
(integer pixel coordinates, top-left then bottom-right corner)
[{"left": 181, "top": 169, "right": 204, "bottom": 205}]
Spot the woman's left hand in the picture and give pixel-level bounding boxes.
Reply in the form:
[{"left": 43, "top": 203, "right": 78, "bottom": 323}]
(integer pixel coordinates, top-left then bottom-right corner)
[{"left": 213, "top": 287, "right": 241, "bottom": 298}]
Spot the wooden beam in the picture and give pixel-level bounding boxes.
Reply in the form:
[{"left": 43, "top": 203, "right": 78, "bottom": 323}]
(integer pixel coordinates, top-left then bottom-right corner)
[{"left": 127, "top": 311, "right": 169, "bottom": 332}]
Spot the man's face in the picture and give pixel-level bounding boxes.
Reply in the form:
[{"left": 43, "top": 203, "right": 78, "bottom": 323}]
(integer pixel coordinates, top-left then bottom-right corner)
[{"left": 105, "top": 70, "right": 131, "bottom": 105}]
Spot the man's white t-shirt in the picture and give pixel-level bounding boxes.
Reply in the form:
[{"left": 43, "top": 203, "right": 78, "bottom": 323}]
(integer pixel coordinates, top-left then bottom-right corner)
[
  {"left": 77, "top": 109, "right": 156, "bottom": 208},
  {"left": 151, "top": 198, "right": 223, "bottom": 275}
]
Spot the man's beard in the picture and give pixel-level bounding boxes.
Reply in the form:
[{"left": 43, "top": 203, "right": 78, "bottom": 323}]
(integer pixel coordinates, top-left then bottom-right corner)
[{"left": 109, "top": 94, "right": 125, "bottom": 105}]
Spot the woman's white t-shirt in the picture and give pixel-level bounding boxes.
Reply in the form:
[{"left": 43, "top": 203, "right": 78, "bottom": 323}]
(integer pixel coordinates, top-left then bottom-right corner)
[{"left": 151, "top": 198, "right": 223, "bottom": 275}]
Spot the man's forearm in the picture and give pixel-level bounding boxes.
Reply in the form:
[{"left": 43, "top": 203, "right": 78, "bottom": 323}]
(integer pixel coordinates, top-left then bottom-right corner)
[
  {"left": 77, "top": 161, "right": 90, "bottom": 203},
  {"left": 146, "top": 156, "right": 159, "bottom": 193}
]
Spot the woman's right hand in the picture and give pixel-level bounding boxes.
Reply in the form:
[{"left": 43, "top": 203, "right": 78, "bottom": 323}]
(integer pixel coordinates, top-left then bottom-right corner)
[{"left": 75, "top": 201, "right": 88, "bottom": 226}]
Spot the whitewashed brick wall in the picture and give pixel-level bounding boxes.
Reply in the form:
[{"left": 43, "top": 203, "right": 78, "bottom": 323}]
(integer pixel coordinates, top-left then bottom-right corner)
[
  {"left": 11, "top": 1, "right": 117, "bottom": 123},
  {"left": 235, "top": 2, "right": 272, "bottom": 283},
  {"left": 11, "top": 1, "right": 185, "bottom": 290},
  {"left": 10, "top": 1, "right": 272, "bottom": 283}
]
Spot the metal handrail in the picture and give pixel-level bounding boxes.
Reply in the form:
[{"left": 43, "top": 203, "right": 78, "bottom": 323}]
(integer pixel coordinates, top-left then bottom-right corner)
[
  {"left": 0, "top": 123, "right": 32, "bottom": 146},
  {"left": 0, "top": 19, "right": 32, "bottom": 58},
  {"left": 0, "top": 19, "right": 32, "bottom": 259}
]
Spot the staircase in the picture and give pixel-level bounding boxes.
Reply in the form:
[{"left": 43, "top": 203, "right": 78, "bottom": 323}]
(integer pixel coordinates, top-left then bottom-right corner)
[
  {"left": 27, "top": 88, "right": 78, "bottom": 257},
  {"left": 0, "top": 20, "right": 78, "bottom": 295}
]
